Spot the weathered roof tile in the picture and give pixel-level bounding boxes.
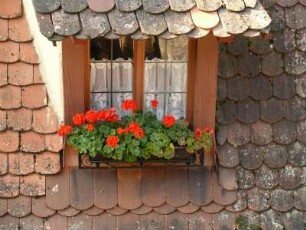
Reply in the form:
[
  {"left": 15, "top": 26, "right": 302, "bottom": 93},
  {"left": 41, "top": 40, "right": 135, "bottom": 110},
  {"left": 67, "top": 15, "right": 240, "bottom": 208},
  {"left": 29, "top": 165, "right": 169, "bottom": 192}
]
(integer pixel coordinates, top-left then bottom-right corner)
[
  {"left": 263, "top": 143, "right": 288, "bottom": 169},
  {"left": 226, "top": 190, "right": 247, "bottom": 212},
  {"left": 0, "top": 63, "right": 8, "bottom": 86},
  {"left": 219, "top": 167, "right": 238, "bottom": 190},
  {"left": 255, "top": 164, "right": 278, "bottom": 189},
  {"left": 201, "top": 202, "right": 223, "bottom": 213},
  {"left": 283, "top": 96, "right": 306, "bottom": 121},
  {"left": 61, "top": 0, "right": 88, "bottom": 13},
  {"left": 218, "top": 9, "right": 248, "bottom": 34},
  {"left": 20, "top": 174, "right": 45, "bottom": 196},
  {"left": 44, "top": 134, "right": 63, "bottom": 152},
  {"left": 0, "top": 130, "right": 19, "bottom": 153},
  {"left": 212, "top": 171, "right": 236, "bottom": 205},
  {"left": 141, "top": 168, "right": 165, "bottom": 207},
  {"left": 0, "top": 214, "right": 19, "bottom": 230},
  {"left": 20, "top": 131, "right": 45, "bottom": 153},
  {"left": 107, "top": 10, "right": 138, "bottom": 35},
  {"left": 7, "top": 108, "right": 32, "bottom": 131},
  {"left": 9, "top": 16, "right": 32, "bottom": 42},
  {"left": 136, "top": 9, "right": 167, "bottom": 36},
  {"left": 237, "top": 98, "right": 260, "bottom": 124},
  {"left": 79, "top": 9, "right": 110, "bottom": 39},
  {"left": 249, "top": 36, "right": 272, "bottom": 54},
  {"left": 177, "top": 203, "right": 199, "bottom": 214},
  {"left": 297, "top": 120, "right": 306, "bottom": 144},
  {"left": 189, "top": 167, "right": 213, "bottom": 206},
  {"left": 0, "top": 197, "right": 7, "bottom": 216},
  {"left": 57, "top": 207, "right": 81, "bottom": 217},
  {"left": 20, "top": 214, "right": 44, "bottom": 230},
  {"left": 295, "top": 75, "right": 306, "bottom": 98},
  {"left": 35, "top": 13, "right": 54, "bottom": 38},
  {"left": 271, "top": 189, "right": 294, "bottom": 212},
  {"left": 93, "top": 169, "right": 117, "bottom": 209},
  {"left": 217, "top": 143, "right": 239, "bottom": 168},
  {"left": 0, "top": 0, "right": 22, "bottom": 19},
  {"left": 0, "top": 153, "right": 7, "bottom": 175},
  {"left": 296, "top": 28, "right": 306, "bottom": 51},
  {"left": 92, "top": 213, "right": 115, "bottom": 229},
  {"left": 0, "top": 111, "right": 6, "bottom": 132},
  {"left": 272, "top": 28, "right": 296, "bottom": 53},
  {"left": 153, "top": 203, "right": 176, "bottom": 215},
  {"left": 284, "top": 50, "right": 306, "bottom": 75},
  {"left": 140, "top": 212, "right": 164, "bottom": 230},
  {"left": 0, "top": 174, "right": 19, "bottom": 198},
  {"left": 238, "top": 53, "right": 261, "bottom": 78},
  {"left": 273, "top": 119, "right": 297, "bottom": 145},
  {"left": 268, "top": 5, "right": 285, "bottom": 32},
  {"left": 165, "top": 211, "right": 188, "bottom": 230},
  {"left": 227, "top": 122, "right": 250, "bottom": 146},
  {"left": 247, "top": 187, "right": 270, "bottom": 212},
  {"left": 0, "top": 19, "right": 8, "bottom": 41},
  {"left": 143, "top": 0, "right": 169, "bottom": 13},
  {"left": 216, "top": 125, "right": 227, "bottom": 145},
  {"left": 32, "top": 196, "right": 56, "bottom": 217},
  {"left": 227, "top": 76, "right": 250, "bottom": 101},
  {"left": 294, "top": 186, "right": 306, "bottom": 211},
  {"left": 212, "top": 210, "right": 236, "bottom": 230},
  {"left": 282, "top": 210, "right": 306, "bottom": 230},
  {"left": 118, "top": 169, "right": 142, "bottom": 210},
  {"left": 165, "top": 168, "right": 189, "bottom": 207},
  {"left": 279, "top": 165, "right": 303, "bottom": 189},
  {"left": 239, "top": 144, "right": 264, "bottom": 170},
  {"left": 32, "top": 0, "right": 61, "bottom": 13},
  {"left": 7, "top": 195, "right": 31, "bottom": 217},
  {"left": 217, "top": 79, "right": 227, "bottom": 102},
  {"left": 227, "top": 35, "right": 249, "bottom": 55},
  {"left": 216, "top": 100, "right": 237, "bottom": 125},
  {"left": 249, "top": 75, "right": 273, "bottom": 100},
  {"left": 105, "top": 205, "right": 128, "bottom": 215},
  {"left": 250, "top": 121, "right": 273, "bottom": 145},
  {"left": 8, "top": 152, "right": 34, "bottom": 175},
  {"left": 19, "top": 42, "right": 39, "bottom": 64},
  {"left": 33, "top": 107, "right": 58, "bottom": 134},
  {"left": 35, "top": 152, "right": 61, "bottom": 174},
  {"left": 117, "top": 212, "right": 139, "bottom": 230},
  {"left": 261, "top": 51, "right": 284, "bottom": 76},
  {"left": 260, "top": 97, "right": 283, "bottom": 123},
  {"left": 191, "top": 8, "right": 219, "bottom": 30},
  {"left": 130, "top": 205, "right": 152, "bottom": 215},
  {"left": 22, "top": 85, "right": 47, "bottom": 109},
  {"left": 218, "top": 52, "right": 238, "bottom": 79},
  {"left": 285, "top": 4, "right": 306, "bottom": 29},
  {"left": 8, "top": 62, "right": 34, "bottom": 86},
  {"left": 43, "top": 213, "right": 67, "bottom": 230},
  {"left": 0, "top": 85, "right": 21, "bottom": 109},
  {"left": 165, "top": 11, "right": 194, "bottom": 35},
  {"left": 70, "top": 168, "right": 93, "bottom": 210}
]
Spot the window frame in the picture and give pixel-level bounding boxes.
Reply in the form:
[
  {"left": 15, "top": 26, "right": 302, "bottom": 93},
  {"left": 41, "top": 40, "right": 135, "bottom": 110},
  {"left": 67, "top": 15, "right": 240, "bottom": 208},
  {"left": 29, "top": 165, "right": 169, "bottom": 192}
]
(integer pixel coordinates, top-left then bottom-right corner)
[{"left": 62, "top": 34, "right": 219, "bottom": 167}]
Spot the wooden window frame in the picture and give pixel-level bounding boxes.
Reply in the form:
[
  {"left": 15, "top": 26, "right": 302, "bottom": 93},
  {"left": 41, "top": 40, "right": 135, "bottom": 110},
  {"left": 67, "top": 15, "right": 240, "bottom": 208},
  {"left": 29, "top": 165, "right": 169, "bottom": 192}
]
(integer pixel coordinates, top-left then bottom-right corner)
[{"left": 62, "top": 34, "right": 218, "bottom": 167}]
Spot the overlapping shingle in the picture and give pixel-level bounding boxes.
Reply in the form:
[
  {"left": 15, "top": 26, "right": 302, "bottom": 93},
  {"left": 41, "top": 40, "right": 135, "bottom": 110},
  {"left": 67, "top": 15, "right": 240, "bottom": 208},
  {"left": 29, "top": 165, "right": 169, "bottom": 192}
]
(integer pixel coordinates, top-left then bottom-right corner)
[{"left": 32, "top": 0, "right": 271, "bottom": 40}]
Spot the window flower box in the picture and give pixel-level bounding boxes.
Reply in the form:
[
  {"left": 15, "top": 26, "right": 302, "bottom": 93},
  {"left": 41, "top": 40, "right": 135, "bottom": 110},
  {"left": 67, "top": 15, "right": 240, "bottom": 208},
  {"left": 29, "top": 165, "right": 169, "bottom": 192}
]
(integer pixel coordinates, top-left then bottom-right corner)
[{"left": 58, "top": 99, "right": 213, "bottom": 169}]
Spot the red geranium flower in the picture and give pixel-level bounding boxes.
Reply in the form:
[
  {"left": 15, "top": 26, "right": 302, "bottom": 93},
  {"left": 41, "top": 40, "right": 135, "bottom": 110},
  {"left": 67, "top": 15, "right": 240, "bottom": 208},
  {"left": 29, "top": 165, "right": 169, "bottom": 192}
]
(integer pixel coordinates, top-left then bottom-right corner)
[
  {"left": 57, "top": 125, "right": 72, "bottom": 136},
  {"left": 163, "top": 115, "right": 176, "bottom": 127},
  {"left": 117, "top": 127, "right": 125, "bottom": 135},
  {"left": 195, "top": 128, "right": 203, "bottom": 139},
  {"left": 112, "top": 114, "right": 119, "bottom": 122},
  {"left": 204, "top": 127, "right": 214, "bottom": 135},
  {"left": 72, "top": 113, "right": 86, "bottom": 126},
  {"left": 85, "top": 110, "right": 98, "bottom": 123},
  {"left": 121, "top": 99, "right": 137, "bottom": 111},
  {"left": 151, "top": 99, "right": 158, "bottom": 108},
  {"left": 133, "top": 128, "right": 144, "bottom": 139},
  {"left": 86, "top": 124, "right": 95, "bottom": 131},
  {"left": 98, "top": 110, "right": 106, "bottom": 120},
  {"left": 106, "top": 136, "right": 119, "bottom": 148}
]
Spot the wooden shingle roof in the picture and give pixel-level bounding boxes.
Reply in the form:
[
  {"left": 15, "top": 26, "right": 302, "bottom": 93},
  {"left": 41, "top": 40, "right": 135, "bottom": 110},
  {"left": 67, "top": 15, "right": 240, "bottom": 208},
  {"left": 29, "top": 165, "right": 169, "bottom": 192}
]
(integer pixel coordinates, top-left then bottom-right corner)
[{"left": 32, "top": 0, "right": 272, "bottom": 40}]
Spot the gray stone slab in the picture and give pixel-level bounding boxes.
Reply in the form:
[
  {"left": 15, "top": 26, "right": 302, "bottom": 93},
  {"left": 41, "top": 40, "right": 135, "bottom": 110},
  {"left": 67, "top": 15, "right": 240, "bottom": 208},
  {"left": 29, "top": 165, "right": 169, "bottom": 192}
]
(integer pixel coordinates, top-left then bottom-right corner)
[
  {"left": 255, "top": 164, "right": 278, "bottom": 190},
  {"left": 80, "top": 9, "right": 111, "bottom": 38},
  {"left": 136, "top": 9, "right": 167, "bottom": 36}
]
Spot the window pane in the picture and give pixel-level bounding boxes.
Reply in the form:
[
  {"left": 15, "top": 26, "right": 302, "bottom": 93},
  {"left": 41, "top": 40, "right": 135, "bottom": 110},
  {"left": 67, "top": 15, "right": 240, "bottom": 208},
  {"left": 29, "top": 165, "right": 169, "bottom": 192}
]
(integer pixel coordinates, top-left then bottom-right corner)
[
  {"left": 144, "top": 36, "right": 188, "bottom": 119},
  {"left": 90, "top": 37, "right": 133, "bottom": 117}
]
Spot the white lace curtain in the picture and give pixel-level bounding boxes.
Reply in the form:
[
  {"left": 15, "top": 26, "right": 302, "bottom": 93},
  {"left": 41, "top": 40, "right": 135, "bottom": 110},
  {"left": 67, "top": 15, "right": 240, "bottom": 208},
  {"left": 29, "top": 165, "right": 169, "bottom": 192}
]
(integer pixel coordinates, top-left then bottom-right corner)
[{"left": 90, "top": 58, "right": 187, "bottom": 119}]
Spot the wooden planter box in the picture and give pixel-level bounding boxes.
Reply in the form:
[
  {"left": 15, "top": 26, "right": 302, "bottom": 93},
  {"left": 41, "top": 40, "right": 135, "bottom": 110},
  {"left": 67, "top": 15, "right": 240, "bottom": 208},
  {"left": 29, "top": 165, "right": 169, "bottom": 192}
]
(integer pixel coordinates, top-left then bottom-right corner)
[{"left": 79, "top": 147, "right": 204, "bottom": 168}]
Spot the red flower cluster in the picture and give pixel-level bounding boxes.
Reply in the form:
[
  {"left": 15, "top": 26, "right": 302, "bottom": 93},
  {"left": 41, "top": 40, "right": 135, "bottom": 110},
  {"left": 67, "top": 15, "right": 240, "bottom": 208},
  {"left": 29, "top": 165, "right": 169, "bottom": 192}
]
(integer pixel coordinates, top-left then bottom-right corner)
[
  {"left": 204, "top": 127, "right": 214, "bottom": 135},
  {"left": 106, "top": 135, "right": 119, "bottom": 148},
  {"left": 86, "top": 124, "right": 95, "bottom": 131},
  {"left": 72, "top": 113, "right": 86, "bottom": 126},
  {"left": 195, "top": 128, "right": 203, "bottom": 139},
  {"left": 151, "top": 99, "right": 158, "bottom": 108},
  {"left": 98, "top": 108, "right": 118, "bottom": 122},
  {"left": 85, "top": 110, "right": 99, "bottom": 123},
  {"left": 57, "top": 125, "right": 72, "bottom": 136},
  {"left": 121, "top": 99, "right": 137, "bottom": 111},
  {"left": 117, "top": 122, "right": 144, "bottom": 139},
  {"left": 163, "top": 115, "right": 176, "bottom": 127}
]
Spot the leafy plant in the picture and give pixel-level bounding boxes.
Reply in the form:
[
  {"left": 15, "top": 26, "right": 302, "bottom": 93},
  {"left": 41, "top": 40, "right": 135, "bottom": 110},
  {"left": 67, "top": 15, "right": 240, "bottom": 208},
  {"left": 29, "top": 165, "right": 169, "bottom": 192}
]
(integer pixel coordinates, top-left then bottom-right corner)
[{"left": 58, "top": 99, "right": 213, "bottom": 162}]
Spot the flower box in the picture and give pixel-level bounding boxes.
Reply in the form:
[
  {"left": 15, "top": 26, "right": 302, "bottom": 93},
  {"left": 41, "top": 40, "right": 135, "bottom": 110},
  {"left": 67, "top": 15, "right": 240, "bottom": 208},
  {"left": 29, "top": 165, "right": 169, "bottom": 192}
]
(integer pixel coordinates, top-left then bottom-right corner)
[
  {"left": 79, "top": 146, "right": 204, "bottom": 168},
  {"left": 58, "top": 99, "right": 213, "bottom": 169}
]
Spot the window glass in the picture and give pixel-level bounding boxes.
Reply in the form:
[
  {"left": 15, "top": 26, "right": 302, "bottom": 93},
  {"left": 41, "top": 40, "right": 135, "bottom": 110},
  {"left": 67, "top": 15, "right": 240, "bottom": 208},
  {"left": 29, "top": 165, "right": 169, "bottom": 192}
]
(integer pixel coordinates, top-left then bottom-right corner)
[
  {"left": 90, "top": 37, "right": 133, "bottom": 117},
  {"left": 144, "top": 36, "right": 188, "bottom": 120}
]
